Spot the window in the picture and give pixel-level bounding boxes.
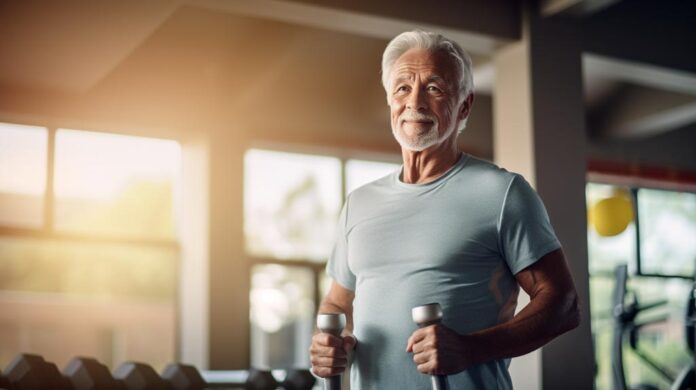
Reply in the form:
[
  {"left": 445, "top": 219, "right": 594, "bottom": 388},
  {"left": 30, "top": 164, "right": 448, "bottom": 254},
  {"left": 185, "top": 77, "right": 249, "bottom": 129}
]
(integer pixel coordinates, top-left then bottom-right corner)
[
  {"left": 53, "top": 129, "right": 180, "bottom": 240},
  {"left": 245, "top": 149, "right": 399, "bottom": 369},
  {"left": 638, "top": 189, "right": 696, "bottom": 277},
  {"left": 250, "top": 264, "right": 315, "bottom": 368},
  {"left": 587, "top": 182, "right": 696, "bottom": 390},
  {"left": 0, "top": 123, "right": 47, "bottom": 227},
  {"left": 0, "top": 123, "right": 181, "bottom": 370},
  {"left": 244, "top": 149, "right": 341, "bottom": 262}
]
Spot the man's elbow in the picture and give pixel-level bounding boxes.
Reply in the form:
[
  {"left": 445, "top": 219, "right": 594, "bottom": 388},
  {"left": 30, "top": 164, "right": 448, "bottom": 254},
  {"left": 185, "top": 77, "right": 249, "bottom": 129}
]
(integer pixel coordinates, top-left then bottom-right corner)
[{"left": 559, "top": 290, "right": 581, "bottom": 334}]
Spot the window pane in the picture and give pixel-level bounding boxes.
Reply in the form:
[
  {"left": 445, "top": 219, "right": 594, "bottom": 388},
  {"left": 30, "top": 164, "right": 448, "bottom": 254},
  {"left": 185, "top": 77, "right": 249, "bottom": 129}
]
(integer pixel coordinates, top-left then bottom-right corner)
[
  {"left": 250, "top": 264, "right": 314, "bottom": 369},
  {"left": 589, "top": 275, "right": 614, "bottom": 390},
  {"left": 244, "top": 149, "right": 341, "bottom": 261},
  {"left": 345, "top": 159, "right": 400, "bottom": 195},
  {"left": 587, "top": 183, "right": 637, "bottom": 274},
  {"left": 587, "top": 182, "right": 637, "bottom": 390},
  {"left": 638, "top": 189, "right": 696, "bottom": 277},
  {"left": 0, "top": 123, "right": 47, "bottom": 228},
  {"left": 54, "top": 129, "right": 181, "bottom": 240},
  {"left": 0, "top": 236, "right": 177, "bottom": 370}
]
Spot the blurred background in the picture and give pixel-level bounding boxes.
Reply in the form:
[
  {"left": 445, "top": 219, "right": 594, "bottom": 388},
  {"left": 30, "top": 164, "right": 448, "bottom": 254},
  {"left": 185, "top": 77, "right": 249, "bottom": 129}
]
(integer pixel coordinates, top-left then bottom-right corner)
[{"left": 0, "top": 1, "right": 694, "bottom": 389}]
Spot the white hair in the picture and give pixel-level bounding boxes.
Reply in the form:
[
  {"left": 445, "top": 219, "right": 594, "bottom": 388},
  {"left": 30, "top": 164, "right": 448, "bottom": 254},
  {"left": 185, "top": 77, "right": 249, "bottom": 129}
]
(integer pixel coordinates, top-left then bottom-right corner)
[{"left": 381, "top": 30, "right": 474, "bottom": 131}]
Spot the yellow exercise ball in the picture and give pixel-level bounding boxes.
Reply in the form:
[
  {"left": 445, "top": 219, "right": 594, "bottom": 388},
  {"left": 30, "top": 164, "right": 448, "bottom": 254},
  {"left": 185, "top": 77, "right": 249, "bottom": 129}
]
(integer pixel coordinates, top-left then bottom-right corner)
[{"left": 588, "top": 190, "right": 634, "bottom": 237}]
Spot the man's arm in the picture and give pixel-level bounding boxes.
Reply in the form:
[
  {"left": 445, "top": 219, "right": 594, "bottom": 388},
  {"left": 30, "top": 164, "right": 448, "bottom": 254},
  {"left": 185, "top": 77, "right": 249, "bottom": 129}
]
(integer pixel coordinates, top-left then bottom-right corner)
[
  {"left": 407, "top": 248, "right": 580, "bottom": 374},
  {"left": 310, "top": 280, "right": 356, "bottom": 377}
]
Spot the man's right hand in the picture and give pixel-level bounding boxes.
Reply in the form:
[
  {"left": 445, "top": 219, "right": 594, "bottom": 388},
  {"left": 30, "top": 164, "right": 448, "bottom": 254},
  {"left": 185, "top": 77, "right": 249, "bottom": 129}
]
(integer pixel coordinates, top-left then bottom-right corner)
[{"left": 309, "top": 332, "right": 357, "bottom": 378}]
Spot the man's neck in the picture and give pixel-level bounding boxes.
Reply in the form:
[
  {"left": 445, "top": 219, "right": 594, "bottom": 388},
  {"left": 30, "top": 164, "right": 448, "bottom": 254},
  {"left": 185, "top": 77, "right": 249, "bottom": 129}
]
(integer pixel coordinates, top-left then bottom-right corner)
[{"left": 400, "top": 142, "right": 461, "bottom": 185}]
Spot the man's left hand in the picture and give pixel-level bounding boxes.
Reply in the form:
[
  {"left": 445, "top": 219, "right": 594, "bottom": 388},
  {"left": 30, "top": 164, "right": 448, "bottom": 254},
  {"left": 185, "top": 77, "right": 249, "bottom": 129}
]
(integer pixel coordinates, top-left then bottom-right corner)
[{"left": 406, "top": 324, "right": 472, "bottom": 375}]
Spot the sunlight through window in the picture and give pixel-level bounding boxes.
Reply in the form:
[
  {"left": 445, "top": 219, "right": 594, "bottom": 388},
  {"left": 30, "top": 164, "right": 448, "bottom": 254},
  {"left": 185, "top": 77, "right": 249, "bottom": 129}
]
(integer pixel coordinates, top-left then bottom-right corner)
[
  {"left": 54, "top": 129, "right": 181, "bottom": 239},
  {"left": 0, "top": 123, "right": 47, "bottom": 227},
  {"left": 244, "top": 149, "right": 341, "bottom": 261}
]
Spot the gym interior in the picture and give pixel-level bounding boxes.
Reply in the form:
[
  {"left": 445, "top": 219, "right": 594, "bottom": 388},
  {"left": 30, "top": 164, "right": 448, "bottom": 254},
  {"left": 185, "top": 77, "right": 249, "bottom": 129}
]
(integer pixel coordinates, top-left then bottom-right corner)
[{"left": 0, "top": 1, "right": 695, "bottom": 389}]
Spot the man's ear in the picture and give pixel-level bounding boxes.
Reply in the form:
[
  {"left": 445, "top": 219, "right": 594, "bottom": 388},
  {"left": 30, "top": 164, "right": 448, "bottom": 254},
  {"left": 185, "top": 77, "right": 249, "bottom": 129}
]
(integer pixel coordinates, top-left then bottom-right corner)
[{"left": 458, "top": 93, "right": 475, "bottom": 121}]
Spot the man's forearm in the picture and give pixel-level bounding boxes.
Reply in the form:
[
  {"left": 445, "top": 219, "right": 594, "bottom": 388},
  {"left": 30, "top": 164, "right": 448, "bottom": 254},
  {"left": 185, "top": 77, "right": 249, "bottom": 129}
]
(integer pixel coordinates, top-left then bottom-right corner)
[{"left": 463, "top": 289, "right": 580, "bottom": 366}]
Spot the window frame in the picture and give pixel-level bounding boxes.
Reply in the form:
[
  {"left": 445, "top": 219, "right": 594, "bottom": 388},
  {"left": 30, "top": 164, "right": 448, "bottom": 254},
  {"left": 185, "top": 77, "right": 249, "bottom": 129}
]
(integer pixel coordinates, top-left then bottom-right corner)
[
  {"left": 0, "top": 120, "right": 184, "bottom": 369},
  {"left": 587, "top": 174, "right": 696, "bottom": 281},
  {"left": 586, "top": 172, "right": 696, "bottom": 281},
  {"left": 0, "top": 123, "right": 180, "bottom": 250}
]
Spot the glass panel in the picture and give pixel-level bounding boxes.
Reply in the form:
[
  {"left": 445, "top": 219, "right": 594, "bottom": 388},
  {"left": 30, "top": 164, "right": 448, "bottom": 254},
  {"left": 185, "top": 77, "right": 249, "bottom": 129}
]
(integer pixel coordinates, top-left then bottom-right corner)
[
  {"left": 0, "top": 236, "right": 177, "bottom": 370},
  {"left": 589, "top": 275, "right": 614, "bottom": 390},
  {"left": 345, "top": 159, "right": 400, "bottom": 195},
  {"left": 0, "top": 123, "right": 47, "bottom": 228},
  {"left": 54, "top": 129, "right": 181, "bottom": 240},
  {"left": 588, "top": 182, "right": 636, "bottom": 389},
  {"left": 638, "top": 189, "right": 696, "bottom": 277},
  {"left": 250, "top": 264, "right": 314, "bottom": 369},
  {"left": 586, "top": 183, "right": 637, "bottom": 274},
  {"left": 244, "top": 149, "right": 341, "bottom": 261}
]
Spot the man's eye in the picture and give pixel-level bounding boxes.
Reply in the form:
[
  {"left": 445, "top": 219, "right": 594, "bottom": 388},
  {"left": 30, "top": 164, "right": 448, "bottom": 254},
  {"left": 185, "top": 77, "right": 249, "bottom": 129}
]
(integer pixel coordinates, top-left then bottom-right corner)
[
  {"left": 427, "top": 86, "right": 442, "bottom": 93},
  {"left": 395, "top": 85, "right": 409, "bottom": 93}
]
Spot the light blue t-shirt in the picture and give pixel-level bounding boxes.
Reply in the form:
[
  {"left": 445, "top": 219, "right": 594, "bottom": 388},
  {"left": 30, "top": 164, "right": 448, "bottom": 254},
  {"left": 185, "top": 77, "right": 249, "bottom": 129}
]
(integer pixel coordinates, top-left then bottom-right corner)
[{"left": 326, "top": 153, "right": 561, "bottom": 390}]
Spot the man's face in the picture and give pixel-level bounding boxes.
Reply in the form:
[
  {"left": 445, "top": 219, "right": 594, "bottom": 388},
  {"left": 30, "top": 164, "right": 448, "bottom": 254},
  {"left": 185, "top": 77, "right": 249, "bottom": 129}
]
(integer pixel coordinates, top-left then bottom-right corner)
[{"left": 388, "top": 48, "right": 465, "bottom": 152}]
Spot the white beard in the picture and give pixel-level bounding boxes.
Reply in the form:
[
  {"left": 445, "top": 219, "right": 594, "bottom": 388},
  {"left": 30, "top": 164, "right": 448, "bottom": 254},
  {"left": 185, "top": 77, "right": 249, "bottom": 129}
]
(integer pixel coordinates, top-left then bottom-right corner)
[
  {"left": 392, "top": 124, "right": 439, "bottom": 152},
  {"left": 392, "top": 111, "right": 459, "bottom": 152},
  {"left": 392, "top": 111, "right": 440, "bottom": 151}
]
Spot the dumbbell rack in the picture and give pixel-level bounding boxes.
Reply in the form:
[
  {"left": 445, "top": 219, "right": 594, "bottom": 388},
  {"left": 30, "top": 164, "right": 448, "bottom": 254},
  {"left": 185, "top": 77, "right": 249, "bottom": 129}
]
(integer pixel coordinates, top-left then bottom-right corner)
[{"left": 0, "top": 353, "right": 317, "bottom": 390}]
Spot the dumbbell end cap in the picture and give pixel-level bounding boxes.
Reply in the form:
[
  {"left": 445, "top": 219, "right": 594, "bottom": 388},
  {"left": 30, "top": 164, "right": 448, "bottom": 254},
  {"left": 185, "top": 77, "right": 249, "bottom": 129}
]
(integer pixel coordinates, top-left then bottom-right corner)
[
  {"left": 316, "top": 313, "right": 346, "bottom": 332},
  {"left": 412, "top": 303, "right": 443, "bottom": 326}
]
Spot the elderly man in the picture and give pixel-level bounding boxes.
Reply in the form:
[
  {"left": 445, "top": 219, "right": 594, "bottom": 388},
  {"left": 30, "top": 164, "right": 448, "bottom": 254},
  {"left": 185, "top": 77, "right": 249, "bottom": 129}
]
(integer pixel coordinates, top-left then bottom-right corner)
[{"left": 309, "top": 30, "right": 580, "bottom": 389}]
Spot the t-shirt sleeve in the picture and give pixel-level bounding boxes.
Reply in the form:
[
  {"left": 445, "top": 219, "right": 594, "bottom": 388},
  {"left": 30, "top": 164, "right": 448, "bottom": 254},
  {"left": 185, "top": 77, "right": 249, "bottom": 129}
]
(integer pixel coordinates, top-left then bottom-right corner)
[
  {"left": 498, "top": 174, "right": 561, "bottom": 275},
  {"left": 325, "top": 198, "right": 356, "bottom": 291}
]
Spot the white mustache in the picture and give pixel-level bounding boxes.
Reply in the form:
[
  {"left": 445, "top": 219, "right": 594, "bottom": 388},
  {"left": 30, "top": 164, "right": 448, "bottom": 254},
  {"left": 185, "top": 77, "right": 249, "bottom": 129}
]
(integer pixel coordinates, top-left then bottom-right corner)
[{"left": 400, "top": 112, "right": 436, "bottom": 123}]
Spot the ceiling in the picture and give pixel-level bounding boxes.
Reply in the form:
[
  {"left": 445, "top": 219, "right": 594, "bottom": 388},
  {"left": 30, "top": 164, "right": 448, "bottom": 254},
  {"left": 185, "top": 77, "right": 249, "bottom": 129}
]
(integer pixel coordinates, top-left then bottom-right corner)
[{"left": 0, "top": 0, "right": 694, "bottom": 145}]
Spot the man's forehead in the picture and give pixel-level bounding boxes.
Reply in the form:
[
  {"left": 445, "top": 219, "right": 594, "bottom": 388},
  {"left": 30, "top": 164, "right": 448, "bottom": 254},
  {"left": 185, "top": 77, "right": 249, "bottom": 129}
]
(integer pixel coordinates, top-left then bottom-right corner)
[{"left": 391, "top": 48, "right": 458, "bottom": 81}]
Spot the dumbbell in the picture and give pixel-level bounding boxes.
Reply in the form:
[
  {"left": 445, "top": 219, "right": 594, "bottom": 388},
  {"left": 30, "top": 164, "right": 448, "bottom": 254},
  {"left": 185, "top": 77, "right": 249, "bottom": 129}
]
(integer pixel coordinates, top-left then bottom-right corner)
[
  {"left": 2, "top": 353, "right": 72, "bottom": 389},
  {"left": 160, "top": 363, "right": 205, "bottom": 390},
  {"left": 0, "top": 372, "right": 11, "bottom": 389},
  {"left": 280, "top": 368, "right": 315, "bottom": 390},
  {"left": 2, "top": 353, "right": 311, "bottom": 390},
  {"left": 113, "top": 362, "right": 169, "bottom": 390},
  {"left": 108, "top": 360, "right": 282, "bottom": 390},
  {"left": 63, "top": 357, "right": 124, "bottom": 390},
  {"left": 66, "top": 359, "right": 213, "bottom": 390},
  {"left": 412, "top": 303, "right": 449, "bottom": 390},
  {"left": 0, "top": 373, "right": 11, "bottom": 389},
  {"left": 316, "top": 313, "right": 346, "bottom": 390},
  {"left": 246, "top": 369, "right": 278, "bottom": 390}
]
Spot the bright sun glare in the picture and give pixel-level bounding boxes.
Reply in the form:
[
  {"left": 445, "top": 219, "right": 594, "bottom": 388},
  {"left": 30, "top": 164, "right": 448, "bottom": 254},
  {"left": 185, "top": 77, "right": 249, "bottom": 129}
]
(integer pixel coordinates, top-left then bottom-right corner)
[{"left": 54, "top": 129, "right": 181, "bottom": 201}]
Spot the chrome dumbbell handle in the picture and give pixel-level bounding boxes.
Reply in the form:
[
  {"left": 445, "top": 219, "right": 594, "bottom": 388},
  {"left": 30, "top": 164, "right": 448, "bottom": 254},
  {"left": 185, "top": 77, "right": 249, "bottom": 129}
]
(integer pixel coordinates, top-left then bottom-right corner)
[
  {"left": 317, "top": 313, "right": 346, "bottom": 390},
  {"left": 412, "top": 303, "right": 449, "bottom": 390}
]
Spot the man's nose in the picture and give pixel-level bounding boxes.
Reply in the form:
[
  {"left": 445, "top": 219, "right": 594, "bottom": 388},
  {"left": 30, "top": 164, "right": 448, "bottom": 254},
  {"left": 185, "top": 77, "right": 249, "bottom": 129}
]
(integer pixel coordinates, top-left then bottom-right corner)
[{"left": 406, "top": 86, "right": 427, "bottom": 111}]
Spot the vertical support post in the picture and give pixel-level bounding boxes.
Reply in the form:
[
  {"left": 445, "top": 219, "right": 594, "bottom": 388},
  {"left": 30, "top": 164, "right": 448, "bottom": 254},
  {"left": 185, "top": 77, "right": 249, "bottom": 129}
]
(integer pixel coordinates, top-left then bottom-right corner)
[
  {"left": 179, "top": 137, "right": 211, "bottom": 368},
  {"left": 44, "top": 127, "right": 56, "bottom": 232},
  {"left": 493, "top": 3, "right": 594, "bottom": 389},
  {"left": 208, "top": 131, "right": 250, "bottom": 369}
]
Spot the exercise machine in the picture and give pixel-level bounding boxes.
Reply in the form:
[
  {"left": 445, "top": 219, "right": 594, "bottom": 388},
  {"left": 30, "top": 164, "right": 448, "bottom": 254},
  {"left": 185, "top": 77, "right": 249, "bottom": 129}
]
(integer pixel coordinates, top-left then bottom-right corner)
[{"left": 612, "top": 264, "right": 696, "bottom": 390}]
